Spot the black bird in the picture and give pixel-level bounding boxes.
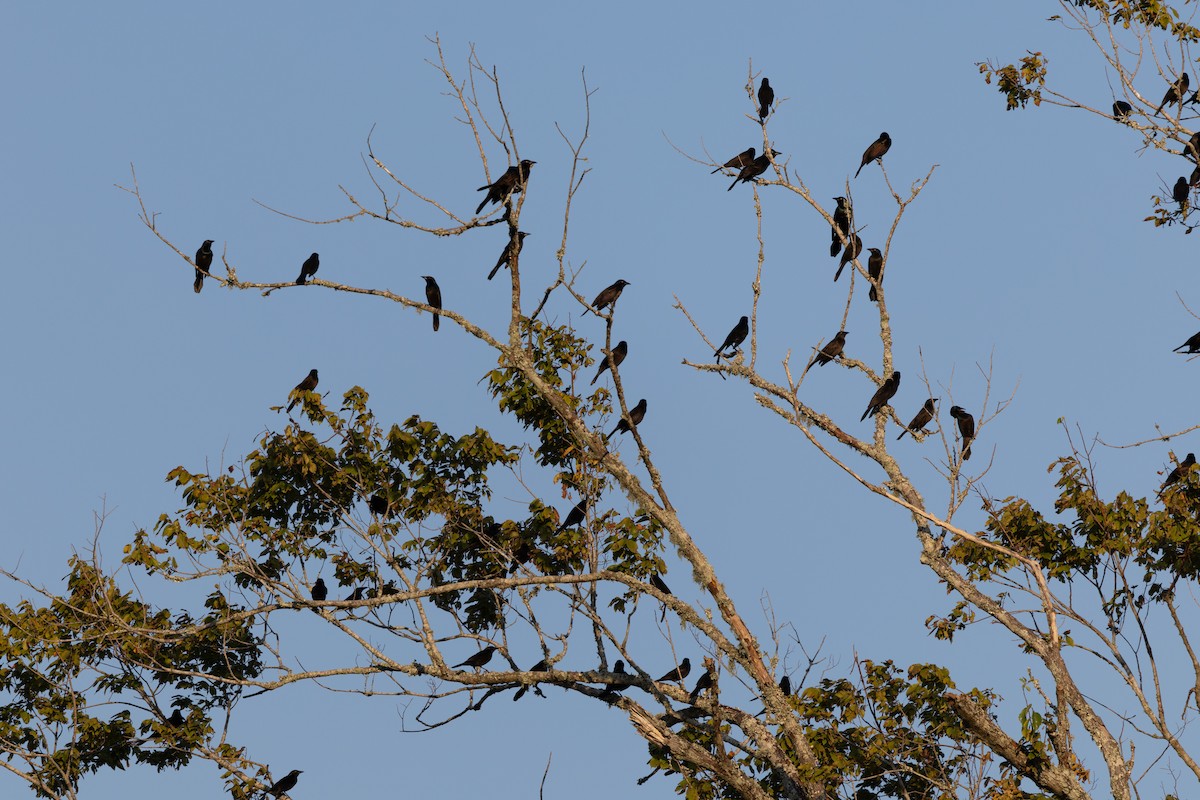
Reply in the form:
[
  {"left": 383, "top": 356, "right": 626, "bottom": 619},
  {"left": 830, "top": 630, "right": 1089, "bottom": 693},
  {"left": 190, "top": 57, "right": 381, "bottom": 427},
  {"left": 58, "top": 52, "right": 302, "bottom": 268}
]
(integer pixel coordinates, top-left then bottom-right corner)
[
  {"left": 860, "top": 371, "right": 901, "bottom": 422},
  {"left": 452, "top": 645, "right": 498, "bottom": 670},
  {"left": 831, "top": 196, "right": 853, "bottom": 257},
  {"left": 368, "top": 495, "right": 388, "bottom": 515},
  {"left": 757, "top": 77, "right": 774, "bottom": 121},
  {"left": 655, "top": 657, "right": 691, "bottom": 684},
  {"left": 778, "top": 675, "right": 792, "bottom": 696},
  {"left": 264, "top": 770, "right": 303, "bottom": 799},
  {"left": 608, "top": 399, "right": 647, "bottom": 439},
  {"left": 513, "top": 658, "right": 551, "bottom": 701},
  {"left": 476, "top": 160, "right": 535, "bottom": 214},
  {"left": 1113, "top": 100, "right": 1133, "bottom": 120},
  {"left": 834, "top": 234, "right": 863, "bottom": 281},
  {"left": 1174, "top": 177, "right": 1190, "bottom": 212},
  {"left": 855, "top": 132, "right": 892, "bottom": 178},
  {"left": 591, "top": 340, "right": 628, "bottom": 386},
  {"left": 346, "top": 587, "right": 367, "bottom": 601},
  {"left": 605, "top": 660, "right": 628, "bottom": 693},
  {"left": 1174, "top": 331, "right": 1200, "bottom": 353},
  {"left": 867, "top": 248, "right": 884, "bottom": 301},
  {"left": 488, "top": 231, "right": 529, "bottom": 280},
  {"left": 715, "top": 316, "right": 749, "bottom": 359},
  {"left": 649, "top": 574, "right": 672, "bottom": 595},
  {"left": 295, "top": 252, "right": 319, "bottom": 286},
  {"left": 689, "top": 667, "right": 716, "bottom": 702},
  {"left": 194, "top": 240, "right": 214, "bottom": 294},
  {"left": 1156, "top": 73, "right": 1190, "bottom": 114},
  {"left": 588, "top": 279, "right": 630, "bottom": 314},
  {"left": 813, "top": 331, "right": 848, "bottom": 367},
  {"left": 1191, "top": 164, "right": 1200, "bottom": 188},
  {"left": 556, "top": 499, "right": 587, "bottom": 532},
  {"left": 897, "top": 398, "right": 938, "bottom": 440},
  {"left": 728, "top": 149, "right": 780, "bottom": 191},
  {"left": 422, "top": 275, "right": 442, "bottom": 331},
  {"left": 286, "top": 369, "right": 319, "bottom": 413},
  {"left": 949, "top": 405, "right": 975, "bottom": 461},
  {"left": 1162, "top": 452, "right": 1197, "bottom": 491},
  {"left": 1187, "top": 132, "right": 1200, "bottom": 161},
  {"left": 311, "top": 578, "right": 327, "bottom": 602},
  {"left": 166, "top": 709, "right": 185, "bottom": 727},
  {"left": 711, "top": 147, "right": 755, "bottom": 174}
]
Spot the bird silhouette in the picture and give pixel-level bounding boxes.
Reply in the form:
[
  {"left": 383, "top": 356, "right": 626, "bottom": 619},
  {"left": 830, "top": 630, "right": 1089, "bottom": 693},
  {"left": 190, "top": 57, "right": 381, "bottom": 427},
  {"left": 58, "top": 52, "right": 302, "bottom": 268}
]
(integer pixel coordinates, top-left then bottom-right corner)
[
  {"left": 949, "top": 406, "right": 975, "bottom": 461},
  {"left": 488, "top": 231, "right": 529, "bottom": 280},
  {"left": 655, "top": 657, "right": 691, "bottom": 684},
  {"left": 605, "top": 660, "right": 628, "bottom": 693},
  {"left": 452, "top": 645, "right": 498, "bottom": 670},
  {"left": 778, "top": 675, "right": 792, "bottom": 696},
  {"left": 834, "top": 234, "right": 863, "bottom": 281},
  {"left": 712, "top": 147, "right": 755, "bottom": 174},
  {"left": 1162, "top": 452, "right": 1196, "bottom": 491},
  {"left": 1174, "top": 177, "right": 1190, "bottom": 213},
  {"left": 688, "top": 666, "right": 715, "bottom": 702},
  {"left": 649, "top": 574, "right": 672, "bottom": 595},
  {"left": 867, "top": 248, "right": 884, "bottom": 301},
  {"left": 608, "top": 399, "right": 647, "bottom": 439},
  {"left": 1174, "top": 331, "right": 1200, "bottom": 353},
  {"left": 421, "top": 275, "right": 442, "bottom": 331},
  {"left": 1112, "top": 100, "right": 1133, "bottom": 120},
  {"left": 727, "top": 150, "right": 780, "bottom": 191},
  {"left": 813, "top": 331, "right": 848, "bottom": 367},
  {"left": 715, "top": 316, "right": 749, "bottom": 359},
  {"left": 476, "top": 160, "right": 535, "bottom": 214},
  {"left": 264, "top": 769, "right": 303, "bottom": 799},
  {"left": 1156, "top": 73, "right": 1190, "bottom": 114},
  {"left": 855, "top": 132, "right": 892, "bottom": 178},
  {"left": 311, "top": 578, "right": 327, "bottom": 602},
  {"left": 588, "top": 279, "right": 630, "bottom": 314},
  {"left": 368, "top": 495, "right": 388, "bottom": 515},
  {"left": 286, "top": 369, "right": 319, "bottom": 413},
  {"left": 757, "top": 77, "right": 774, "bottom": 121},
  {"left": 897, "top": 398, "right": 937, "bottom": 440},
  {"left": 860, "top": 371, "right": 901, "bottom": 422},
  {"left": 556, "top": 499, "right": 587, "bottom": 532},
  {"left": 194, "top": 240, "right": 214, "bottom": 294},
  {"left": 295, "top": 253, "right": 319, "bottom": 285},
  {"left": 591, "top": 340, "right": 628, "bottom": 386},
  {"left": 831, "top": 196, "right": 853, "bottom": 257}
]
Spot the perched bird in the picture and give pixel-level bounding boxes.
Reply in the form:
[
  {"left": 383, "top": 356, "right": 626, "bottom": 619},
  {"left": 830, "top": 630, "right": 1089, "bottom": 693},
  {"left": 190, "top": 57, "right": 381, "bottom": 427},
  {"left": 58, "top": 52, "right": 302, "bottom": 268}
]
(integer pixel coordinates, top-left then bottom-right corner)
[
  {"left": 286, "top": 369, "right": 319, "bottom": 413},
  {"left": 608, "top": 398, "right": 647, "bottom": 439},
  {"left": 897, "top": 398, "right": 938, "bottom": 440},
  {"left": 715, "top": 316, "right": 749, "bottom": 358},
  {"left": 778, "top": 675, "right": 792, "bottom": 696},
  {"left": 591, "top": 340, "right": 628, "bottom": 385},
  {"left": 1156, "top": 73, "right": 1190, "bottom": 115},
  {"left": 605, "top": 660, "right": 628, "bottom": 692},
  {"left": 860, "top": 371, "right": 901, "bottom": 422},
  {"left": 867, "top": 248, "right": 884, "bottom": 302},
  {"left": 588, "top": 279, "right": 630, "bottom": 314},
  {"left": 757, "top": 77, "right": 774, "bottom": 121},
  {"left": 855, "top": 132, "right": 892, "bottom": 178},
  {"left": 513, "top": 658, "right": 552, "bottom": 701},
  {"left": 295, "top": 253, "right": 319, "bottom": 286},
  {"left": 346, "top": 587, "right": 367, "bottom": 601},
  {"left": 476, "top": 160, "right": 535, "bottom": 214},
  {"left": 452, "top": 645, "right": 498, "bottom": 670},
  {"left": 834, "top": 234, "right": 863, "bottom": 281},
  {"left": 194, "top": 240, "right": 214, "bottom": 294},
  {"left": 728, "top": 150, "right": 780, "bottom": 191},
  {"left": 166, "top": 709, "right": 185, "bottom": 727},
  {"left": 949, "top": 405, "right": 975, "bottom": 461},
  {"left": 1162, "top": 452, "right": 1197, "bottom": 491},
  {"left": 422, "top": 275, "right": 442, "bottom": 331},
  {"left": 1173, "top": 331, "right": 1200, "bottom": 353},
  {"left": 831, "top": 196, "right": 853, "bottom": 257},
  {"left": 655, "top": 657, "right": 691, "bottom": 684},
  {"left": 649, "top": 574, "right": 672, "bottom": 595},
  {"left": 556, "top": 499, "right": 587, "bottom": 532},
  {"left": 813, "top": 331, "right": 848, "bottom": 367},
  {"left": 488, "top": 231, "right": 529, "bottom": 280},
  {"left": 688, "top": 667, "right": 716, "bottom": 702},
  {"left": 1191, "top": 164, "right": 1200, "bottom": 188},
  {"left": 1113, "top": 100, "right": 1133, "bottom": 120},
  {"left": 1188, "top": 132, "right": 1200, "bottom": 161},
  {"left": 264, "top": 770, "right": 303, "bottom": 799},
  {"left": 711, "top": 147, "right": 755, "bottom": 174},
  {"left": 1174, "top": 176, "right": 1190, "bottom": 212},
  {"left": 368, "top": 495, "right": 388, "bottom": 515},
  {"left": 311, "top": 578, "right": 327, "bottom": 602}
]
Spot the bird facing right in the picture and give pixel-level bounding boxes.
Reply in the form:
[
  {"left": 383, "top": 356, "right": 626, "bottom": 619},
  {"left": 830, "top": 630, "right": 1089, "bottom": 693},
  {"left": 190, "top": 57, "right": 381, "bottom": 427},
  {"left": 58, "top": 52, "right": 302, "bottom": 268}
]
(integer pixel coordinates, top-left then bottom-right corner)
[
  {"left": 589, "top": 279, "right": 630, "bottom": 314},
  {"left": 295, "top": 252, "right": 319, "bottom": 285},
  {"left": 855, "top": 132, "right": 892, "bottom": 178},
  {"left": 286, "top": 369, "right": 320, "bottom": 413},
  {"left": 813, "top": 331, "right": 848, "bottom": 367}
]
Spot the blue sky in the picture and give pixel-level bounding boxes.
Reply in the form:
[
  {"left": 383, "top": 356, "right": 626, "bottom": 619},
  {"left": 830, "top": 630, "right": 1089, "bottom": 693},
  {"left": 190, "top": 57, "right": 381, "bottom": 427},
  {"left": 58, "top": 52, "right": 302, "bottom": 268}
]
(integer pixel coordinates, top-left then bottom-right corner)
[{"left": 3, "top": 2, "right": 1198, "bottom": 798}]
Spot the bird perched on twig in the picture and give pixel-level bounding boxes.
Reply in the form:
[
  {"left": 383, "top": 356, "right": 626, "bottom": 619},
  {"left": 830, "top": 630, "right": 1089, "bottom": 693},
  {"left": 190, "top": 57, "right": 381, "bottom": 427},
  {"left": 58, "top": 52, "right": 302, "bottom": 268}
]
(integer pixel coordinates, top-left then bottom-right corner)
[
  {"left": 712, "top": 147, "right": 755, "bottom": 174},
  {"left": 727, "top": 150, "right": 780, "bottom": 191},
  {"left": 855, "top": 132, "right": 892, "bottom": 178},
  {"left": 897, "top": 398, "right": 938, "bottom": 440},
  {"left": 1174, "top": 177, "right": 1190, "bottom": 214},
  {"left": 476, "top": 160, "right": 535, "bottom": 214},
  {"left": 831, "top": 196, "right": 853, "bottom": 257},
  {"left": 813, "top": 331, "right": 848, "bottom": 367},
  {"left": 295, "top": 253, "right": 319, "bottom": 285},
  {"left": 1156, "top": 72, "right": 1190, "bottom": 115},
  {"left": 1161, "top": 452, "right": 1196, "bottom": 492},
  {"left": 488, "top": 231, "right": 529, "bottom": 280},
  {"left": 421, "top": 275, "right": 442, "bottom": 331},
  {"left": 286, "top": 369, "right": 319, "bottom": 413},
  {"left": 649, "top": 574, "right": 672, "bottom": 595},
  {"left": 757, "top": 77, "right": 774, "bottom": 121},
  {"left": 867, "top": 248, "right": 884, "bottom": 302},
  {"left": 689, "top": 664, "right": 716, "bottom": 702},
  {"left": 949, "top": 406, "right": 975, "bottom": 461},
  {"left": 834, "top": 234, "right": 863, "bottom": 281},
  {"left": 311, "top": 578, "right": 327, "bottom": 602},
  {"left": 715, "top": 316, "right": 749, "bottom": 360},
  {"left": 860, "top": 372, "right": 901, "bottom": 422},
  {"left": 591, "top": 341, "right": 628, "bottom": 386},
  {"left": 608, "top": 399, "right": 647, "bottom": 440},
  {"left": 1174, "top": 331, "right": 1200, "bottom": 353},
  {"left": 588, "top": 279, "right": 630, "bottom": 315},
  {"left": 1112, "top": 100, "right": 1133, "bottom": 120},
  {"left": 194, "top": 240, "right": 214, "bottom": 294},
  {"left": 556, "top": 499, "right": 587, "bottom": 532},
  {"left": 452, "top": 645, "right": 498, "bottom": 670},
  {"left": 263, "top": 769, "right": 303, "bottom": 799},
  {"left": 655, "top": 657, "right": 691, "bottom": 684}
]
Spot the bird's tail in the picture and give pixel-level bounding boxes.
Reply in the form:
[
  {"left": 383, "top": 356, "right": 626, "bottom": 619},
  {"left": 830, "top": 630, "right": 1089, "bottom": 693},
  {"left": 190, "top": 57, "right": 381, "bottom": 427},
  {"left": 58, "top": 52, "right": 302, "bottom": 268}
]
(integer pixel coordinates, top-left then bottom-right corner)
[
  {"left": 962, "top": 446, "right": 972, "bottom": 461},
  {"left": 834, "top": 262, "right": 848, "bottom": 282},
  {"left": 869, "top": 285, "right": 878, "bottom": 302},
  {"left": 296, "top": 273, "right": 307, "bottom": 286},
  {"left": 830, "top": 239, "right": 841, "bottom": 257},
  {"left": 727, "top": 177, "right": 739, "bottom": 191},
  {"left": 896, "top": 429, "right": 909, "bottom": 441},
  {"left": 433, "top": 314, "right": 440, "bottom": 332},
  {"left": 487, "top": 262, "right": 503, "bottom": 280},
  {"left": 476, "top": 198, "right": 489, "bottom": 215},
  {"left": 854, "top": 164, "right": 864, "bottom": 179},
  {"left": 193, "top": 276, "right": 203, "bottom": 294}
]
